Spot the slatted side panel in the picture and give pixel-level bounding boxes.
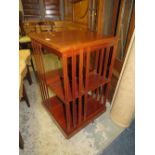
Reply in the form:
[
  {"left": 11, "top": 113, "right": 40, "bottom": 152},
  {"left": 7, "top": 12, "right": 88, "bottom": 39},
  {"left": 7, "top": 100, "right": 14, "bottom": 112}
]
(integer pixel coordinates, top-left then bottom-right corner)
[
  {"left": 86, "top": 43, "right": 118, "bottom": 105},
  {"left": 44, "top": 0, "right": 60, "bottom": 20},
  {"left": 91, "top": 45, "right": 115, "bottom": 81},
  {"left": 32, "top": 40, "right": 49, "bottom": 105},
  {"left": 60, "top": 41, "right": 118, "bottom": 131},
  {"left": 22, "top": 0, "right": 41, "bottom": 20}
]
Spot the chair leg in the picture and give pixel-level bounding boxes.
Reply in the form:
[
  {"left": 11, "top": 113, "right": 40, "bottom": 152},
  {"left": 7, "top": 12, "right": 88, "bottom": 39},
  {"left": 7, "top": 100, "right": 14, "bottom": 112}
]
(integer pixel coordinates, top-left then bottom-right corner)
[
  {"left": 30, "top": 58, "right": 36, "bottom": 75},
  {"left": 19, "top": 131, "right": 24, "bottom": 149},
  {"left": 23, "top": 84, "right": 30, "bottom": 107},
  {"left": 26, "top": 65, "right": 32, "bottom": 85}
]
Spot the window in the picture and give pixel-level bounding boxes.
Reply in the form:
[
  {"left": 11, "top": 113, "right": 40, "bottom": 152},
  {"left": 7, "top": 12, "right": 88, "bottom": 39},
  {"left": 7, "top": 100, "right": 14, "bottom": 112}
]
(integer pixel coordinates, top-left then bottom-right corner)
[
  {"left": 44, "top": 0, "right": 60, "bottom": 20},
  {"left": 21, "top": 0, "right": 61, "bottom": 20},
  {"left": 22, "top": 0, "right": 41, "bottom": 20}
]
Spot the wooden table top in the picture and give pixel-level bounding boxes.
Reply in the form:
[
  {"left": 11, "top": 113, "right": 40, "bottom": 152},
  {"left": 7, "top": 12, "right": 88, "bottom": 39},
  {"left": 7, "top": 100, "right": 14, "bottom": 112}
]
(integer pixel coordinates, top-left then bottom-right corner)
[{"left": 29, "top": 30, "right": 118, "bottom": 55}]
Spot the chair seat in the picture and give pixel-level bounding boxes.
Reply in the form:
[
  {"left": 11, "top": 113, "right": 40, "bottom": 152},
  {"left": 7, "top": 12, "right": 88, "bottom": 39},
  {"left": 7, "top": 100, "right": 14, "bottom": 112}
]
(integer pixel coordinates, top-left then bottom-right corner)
[
  {"left": 19, "top": 36, "right": 31, "bottom": 43},
  {"left": 19, "top": 49, "right": 31, "bottom": 64},
  {"left": 19, "top": 49, "right": 31, "bottom": 98},
  {"left": 19, "top": 60, "right": 27, "bottom": 98}
]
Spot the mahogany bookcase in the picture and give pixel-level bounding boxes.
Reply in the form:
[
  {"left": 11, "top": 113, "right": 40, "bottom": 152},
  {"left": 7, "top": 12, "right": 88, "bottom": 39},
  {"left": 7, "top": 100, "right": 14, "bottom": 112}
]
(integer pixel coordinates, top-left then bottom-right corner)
[{"left": 30, "top": 30, "right": 118, "bottom": 138}]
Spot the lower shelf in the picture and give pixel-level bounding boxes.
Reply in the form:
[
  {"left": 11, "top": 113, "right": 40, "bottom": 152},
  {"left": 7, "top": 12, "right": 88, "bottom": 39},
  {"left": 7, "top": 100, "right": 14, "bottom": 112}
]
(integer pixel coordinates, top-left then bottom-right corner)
[{"left": 43, "top": 95, "right": 106, "bottom": 138}]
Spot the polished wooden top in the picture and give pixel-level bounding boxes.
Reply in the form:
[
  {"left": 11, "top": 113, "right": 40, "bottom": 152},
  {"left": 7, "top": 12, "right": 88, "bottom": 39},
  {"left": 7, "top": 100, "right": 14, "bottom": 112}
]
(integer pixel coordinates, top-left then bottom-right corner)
[{"left": 29, "top": 30, "right": 118, "bottom": 55}]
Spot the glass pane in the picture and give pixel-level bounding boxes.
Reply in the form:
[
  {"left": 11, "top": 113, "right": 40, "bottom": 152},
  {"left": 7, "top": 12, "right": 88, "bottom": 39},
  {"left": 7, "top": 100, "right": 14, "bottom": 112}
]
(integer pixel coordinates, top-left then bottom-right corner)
[
  {"left": 117, "top": 0, "right": 134, "bottom": 60},
  {"left": 103, "top": 0, "right": 115, "bottom": 36},
  {"left": 64, "top": 0, "right": 73, "bottom": 21}
]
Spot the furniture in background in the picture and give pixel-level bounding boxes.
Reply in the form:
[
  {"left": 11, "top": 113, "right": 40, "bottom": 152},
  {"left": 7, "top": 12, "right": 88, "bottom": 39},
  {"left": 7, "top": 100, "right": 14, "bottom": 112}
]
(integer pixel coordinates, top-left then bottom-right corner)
[
  {"left": 19, "top": 49, "right": 32, "bottom": 149},
  {"left": 20, "top": 11, "right": 50, "bottom": 80},
  {"left": 30, "top": 30, "right": 118, "bottom": 138},
  {"left": 22, "top": 20, "right": 87, "bottom": 34},
  {"left": 22, "top": 21, "right": 54, "bottom": 34},
  {"left": 19, "top": 49, "right": 34, "bottom": 85},
  {"left": 19, "top": 11, "right": 36, "bottom": 78},
  {"left": 52, "top": 21, "right": 88, "bottom": 31},
  {"left": 19, "top": 34, "right": 36, "bottom": 83},
  {"left": 19, "top": 49, "right": 31, "bottom": 106},
  {"left": 19, "top": 64, "right": 25, "bottom": 150}
]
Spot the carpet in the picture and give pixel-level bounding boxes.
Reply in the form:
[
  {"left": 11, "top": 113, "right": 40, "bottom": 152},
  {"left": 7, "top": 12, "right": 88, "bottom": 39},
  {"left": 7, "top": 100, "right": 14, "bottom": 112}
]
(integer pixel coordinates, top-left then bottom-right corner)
[{"left": 100, "top": 119, "right": 135, "bottom": 155}]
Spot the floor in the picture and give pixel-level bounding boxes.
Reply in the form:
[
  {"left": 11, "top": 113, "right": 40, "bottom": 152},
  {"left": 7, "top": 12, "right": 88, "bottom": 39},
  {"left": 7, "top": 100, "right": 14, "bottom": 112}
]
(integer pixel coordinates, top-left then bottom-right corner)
[
  {"left": 19, "top": 54, "right": 124, "bottom": 155},
  {"left": 101, "top": 119, "right": 135, "bottom": 155}
]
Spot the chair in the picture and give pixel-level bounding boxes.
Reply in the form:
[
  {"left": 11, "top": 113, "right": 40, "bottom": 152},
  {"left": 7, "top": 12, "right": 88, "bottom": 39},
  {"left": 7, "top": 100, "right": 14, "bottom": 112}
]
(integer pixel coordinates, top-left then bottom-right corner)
[
  {"left": 19, "top": 49, "right": 36, "bottom": 85},
  {"left": 19, "top": 49, "right": 32, "bottom": 149},
  {"left": 19, "top": 11, "right": 36, "bottom": 81},
  {"left": 19, "top": 49, "right": 31, "bottom": 107}
]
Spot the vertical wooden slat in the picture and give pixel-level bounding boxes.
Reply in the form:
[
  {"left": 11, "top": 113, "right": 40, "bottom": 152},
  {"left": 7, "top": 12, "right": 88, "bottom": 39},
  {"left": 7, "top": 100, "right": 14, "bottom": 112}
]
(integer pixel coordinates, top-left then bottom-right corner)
[
  {"left": 62, "top": 55, "right": 71, "bottom": 131},
  {"left": 72, "top": 52, "right": 77, "bottom": 128},
  {"left": 94, "top": 49, "right": 100, "bottom": 98},
  {"left": 98, "top": 48, "right": 104, "bottom": 75},
  {"left": 96, "top": 47, "right": 104, "bottom": 101},
  {"left": 84, "top": 48, "right": 90, "bottom": 120},
  {"left": 94, "top": 50, "right": 99, "bottom": 72},
  {"left": 103, "top": 43, "right": 118, "bottom": 106},
  {"left": 108, "top": 45, "right": 118, "bottom": 81},
  {"left": 103, "top": 46, "right": 110, "bottom": 81},
  {"left": 98, "top": 46, "right": 110, "bottom": 103},
  {"left": 78, "top": 49, "right": 83, "bottom": 124}
]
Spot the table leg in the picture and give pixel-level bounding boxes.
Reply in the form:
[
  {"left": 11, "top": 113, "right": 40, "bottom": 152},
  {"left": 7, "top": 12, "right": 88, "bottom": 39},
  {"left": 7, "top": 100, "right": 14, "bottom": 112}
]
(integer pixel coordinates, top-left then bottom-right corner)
[
  {"left": 26, "top": 65, "right": 32, "bottom": 85},
  {"left": 23, "top": 84, "right": 30, "bottom": 107},
  {"left": 19, "top": 131, "right": 24, "bottom": 149}
]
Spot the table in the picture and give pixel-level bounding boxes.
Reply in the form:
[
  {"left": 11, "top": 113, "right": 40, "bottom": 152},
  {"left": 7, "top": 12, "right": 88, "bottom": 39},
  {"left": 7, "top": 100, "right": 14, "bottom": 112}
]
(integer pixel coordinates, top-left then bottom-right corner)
[{"left": 29, "top": 30, "right": 118, "bottom": 138}]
